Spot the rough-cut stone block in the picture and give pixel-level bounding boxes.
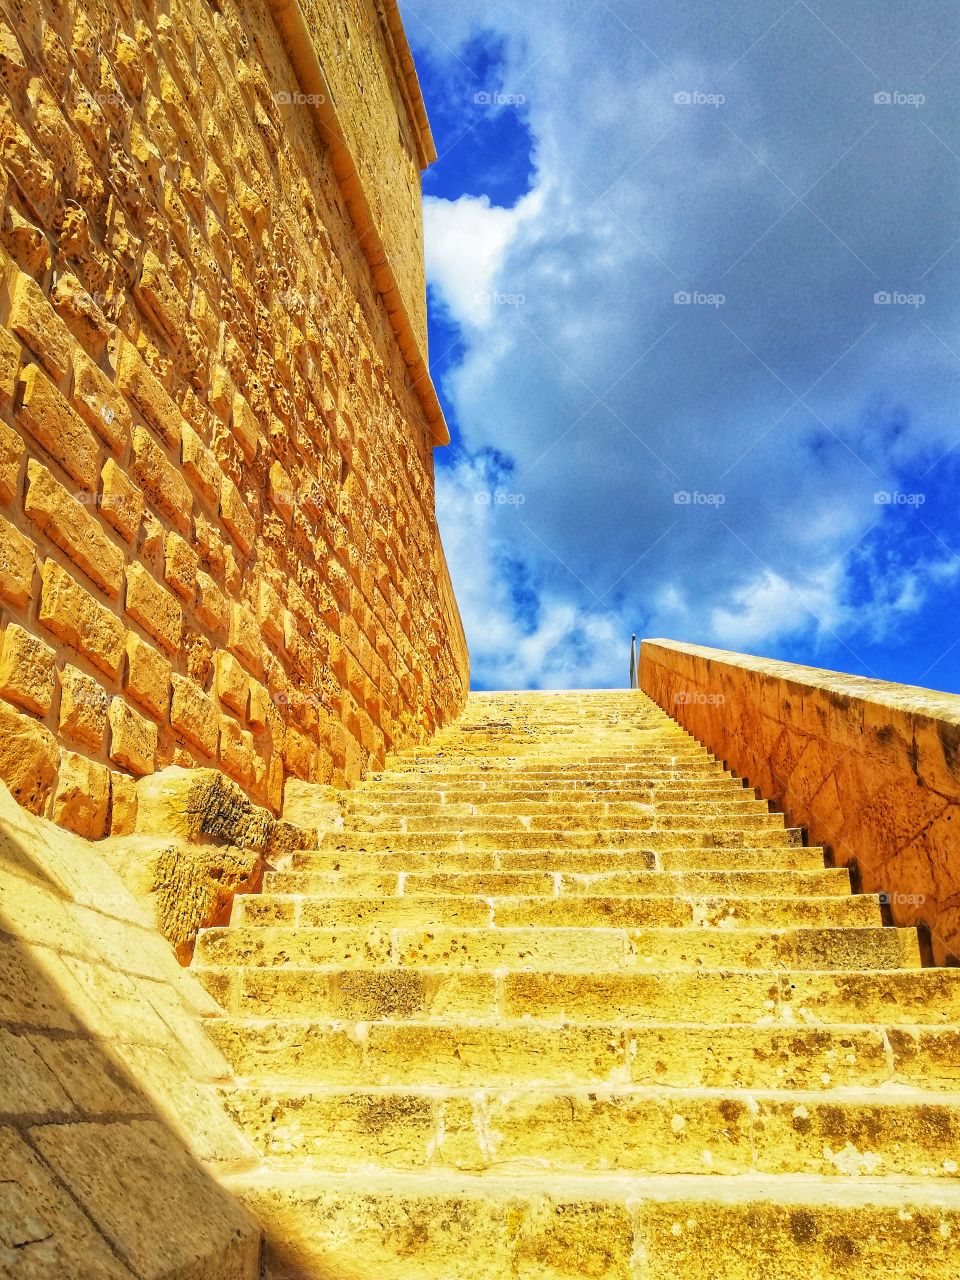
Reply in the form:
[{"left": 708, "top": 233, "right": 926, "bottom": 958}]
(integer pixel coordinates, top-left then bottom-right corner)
[
  {"left": 248, "top": 680, "right": 272, "bottom": 731},
  {"left": 108, "top": 697, "right": 158, "bottom": 775},
  {"left": 170, "top": 674, "right": 218, "bottom": 757},
  {"left": 269, "top": 460, "right": 294, "bottom": 524},
  {"left": 134, "top": 248, "right": 187, "bottom": 346},
  {"left": 109, "top": 769, "right": 138, "bottom": 835},
  {"left": 125, "top": 562, "right": 182, "bottom": 655},
  {"left": 219, "top": 714, "right": 254, "bottom": 785},
  {"left": 24, "top": 459, "right": 124, "bottom": 596},
  {"left": 0, "top": 622, "right": 56, "bottom": 714},
  {"left": 196, "top": 571, "right": 228, "bottom": 632},
  {"left": 52, "top": 750, "right": 110, "bottom": 838},
  {"left": 0, "top": 322, "right": 22, "bottom": 410},
  {"left": 164, "top": 531, "right": 198, "bottom": 601},
  {"left": 99, "top": 459, "right": 143, "bottom": 542},
  {"left": 71, "top": 349, "right": 131, "bottom": 452},
  {"left": 0, "top": 416, "right": 24, "bottom": 503},
  {"left": 180, "top": 424, "right": 221, "bottom": 504},
  {"left": 130, "top": 425, "right": 191, "bottom": 533},
  {"left": 125, "top": 632, "right": 171, "bottom": 720},
  {"left": 220, "top": 476, "right": 255, "bottom": 555},
  {"left": 0, "top": 512, "right": 34, "bottom": 606},
  {"left": 17, "top": 363, "right": 99, "bottom": 491},
  {"left": 59, "top": 664, "right": 108, "bottom": 749},
  {"left": 228, "top": 602, "right": 262, "bottom": 675},
  {"left": 215, "top": 649, "right": 248, "bottom": 716},
  {"left": 0, "top": 699, "right": 58, "bottom": 813},
  {"left": 38, "top": 560, "right": 126, "bottom": 678},
  {"left": 231, "top": 390, "right": 259, "bottom": 460},
  {"left": 7, "top": 267, "right": 72, "bottom": 384},
  {"left": 115, "top": 337, "right": 183, "bottom": 448}
]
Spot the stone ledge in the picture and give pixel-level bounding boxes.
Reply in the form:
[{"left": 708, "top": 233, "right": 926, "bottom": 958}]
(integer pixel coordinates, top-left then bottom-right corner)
[{"left": 641, "top": 639, "right": 960, "bottom": 963}]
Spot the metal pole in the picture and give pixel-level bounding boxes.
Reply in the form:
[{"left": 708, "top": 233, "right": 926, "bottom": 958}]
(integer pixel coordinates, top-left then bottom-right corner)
[{"left": 629, "top": 635, "right": 638, "bottom": 689}]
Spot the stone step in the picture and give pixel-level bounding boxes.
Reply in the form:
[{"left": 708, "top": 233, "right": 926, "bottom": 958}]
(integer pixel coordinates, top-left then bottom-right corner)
[
  {"left": 378, "top": 765, "right": 730, "bottom": 782},
  {"left": 287, "top": 845, "right": 827, "bottom": 874},
  {"left": 227, "top": 1166, "right": 960, "bottom": 1280},
  {"left": 223, "top": 1082, "right": 960, "bottom": 1178},
  {"left": 343, "top": 797, "right": 773, "bottom": 818},
  {"left": 195, "top": 925, "right": 919, "bottom": 973},
  {"left": 354, "top": 781, "right": 756, "bottom": 802},
  {"left": 197, "top": 965, "right": 960, "bottom": 1025},
  {"left": 210, "top": 1018, "right": 960, "bottom": 1090},
  {"left": 263, "top": 866, "right": 854, "bottom": 899},
  {"left": 316, "top": 826, "right": 805, "bottom": 851},
  {"left": 340, "top": 808, "right": 783, "bottom": 832},
  {"left": 233, "top": 892, "right": 881, "bottom": 932}
]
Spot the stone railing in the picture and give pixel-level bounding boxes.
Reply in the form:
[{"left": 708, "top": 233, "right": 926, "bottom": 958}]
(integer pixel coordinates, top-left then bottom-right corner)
[{"left": 641, "top": 639, "right": 960, "bottom": 963}]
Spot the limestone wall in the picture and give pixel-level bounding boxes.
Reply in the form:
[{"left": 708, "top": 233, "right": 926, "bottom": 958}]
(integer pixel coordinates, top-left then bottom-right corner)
[
  {"left": 298, "top": 0, "right": 432, "bottom": 353},
  {"left": 0, "top": 0, "right": 469, "bottom": 839},
  {"left": 641, "top": 639, "right": 960, "bottom": 963},
  {"left": 0, "top": 777, "right": 262, "bottom": 1277}
]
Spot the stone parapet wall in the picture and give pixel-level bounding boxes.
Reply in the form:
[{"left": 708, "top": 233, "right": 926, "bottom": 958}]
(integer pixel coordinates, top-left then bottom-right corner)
[
  {"left": 641, "top": 639, "right": 960, "bottom": 963},
  {"left": 0, "top": 0, "right": 468, "bottom": 839},
  {"left": 0, "top": 777, "right": 261, "bottom": 1277}
]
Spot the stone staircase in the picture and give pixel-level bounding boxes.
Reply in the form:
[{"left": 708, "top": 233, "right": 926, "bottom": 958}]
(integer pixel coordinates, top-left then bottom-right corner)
[{"left": 193, "top": 691, "right": 960, "bottom": 1278}]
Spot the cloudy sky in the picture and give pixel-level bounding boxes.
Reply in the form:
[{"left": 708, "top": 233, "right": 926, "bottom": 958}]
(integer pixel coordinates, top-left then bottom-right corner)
[{"left": 398, "top": 0, "right": 960, "bottom": 692}]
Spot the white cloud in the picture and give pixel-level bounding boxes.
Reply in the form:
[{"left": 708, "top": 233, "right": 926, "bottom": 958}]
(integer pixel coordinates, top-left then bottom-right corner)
[{"left": 424, "top": 190, "right": 542, "bottom": 329}]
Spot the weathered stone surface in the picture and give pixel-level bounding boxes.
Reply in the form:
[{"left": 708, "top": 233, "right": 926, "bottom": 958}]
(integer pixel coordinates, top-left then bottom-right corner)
[
  {"left": 99, "top": 459, "right": 144, "bottom": 543},
  {"left": 125, "top": 632, "right": 171, "bottom": 720},
  {"left": 108, "top": 698, "right": 158, "bottom": 777},
  {"left": 24, "top": 459, "right": 124, "bottom": 596},
  {"left": 0, "top": 622, "right": 57, "bottom": 715},
  {"left": 0, "top": 699, "right": 58, "bottom": 813},
  {"left": 641, "top": 641, "right": 960, "bottom": 963},
  {"left": 170, "top": 675, "right": 218, "bottom": 758},
  {"left": 135, "top": 767, "right": 286, "bottom": 852},
  {"left": 38, "top": 560, "right": 126, "bottom": 678},
  {"left": 7, "top": 267, "right": 72, "bottom": 384},
  {"left": 125, "top": 562, "right": 182, "bottom": 655},
  {"left": 71, "top": 349, "right": 131, "bottom": 452},
  {"left": 0, "top": 512, "right": 35, "bottom": 606},
  {"left": 17, "top": 363, "right": 99, "bottom": 491},
  {"left": 51, "top": 750, "right": 109, "bottom": 838},
  {"left": 204, "top": 692, "right": 960, "bottom": 1278},
  {"left": 0, "top": 781, "right": 260, "bottom": 1276},
  {"left": 59, "top": 665, "right": 109, "bottom": 750},
  {"left": 0, "top": 0, "right": 468, "bottom": 841}
]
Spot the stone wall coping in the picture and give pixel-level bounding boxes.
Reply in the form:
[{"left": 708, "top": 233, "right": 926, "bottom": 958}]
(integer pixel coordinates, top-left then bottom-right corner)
[
  {"left": 643, "top": 638, "right": 960, "bottom": 726},
  {"left": 268, "top": 0, "right": 449, "bottom": 445},
  {"left": 379, "top": 0, "right": 438, "bottom": 166}
]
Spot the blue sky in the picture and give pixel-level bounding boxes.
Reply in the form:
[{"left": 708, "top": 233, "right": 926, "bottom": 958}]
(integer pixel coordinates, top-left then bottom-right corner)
[{"left": 399, "top": 0, "right": 960, "bottom": 693}]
